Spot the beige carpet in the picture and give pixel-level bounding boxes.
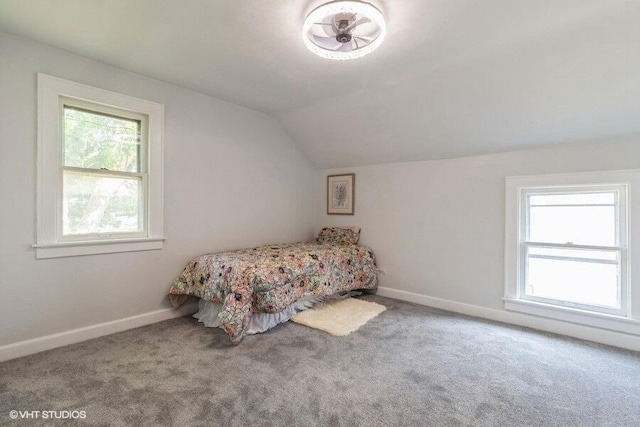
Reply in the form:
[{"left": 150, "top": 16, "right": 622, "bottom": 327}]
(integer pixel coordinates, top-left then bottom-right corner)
[{"left": 291, "top": 297, "right": 386, "bottom": 336}]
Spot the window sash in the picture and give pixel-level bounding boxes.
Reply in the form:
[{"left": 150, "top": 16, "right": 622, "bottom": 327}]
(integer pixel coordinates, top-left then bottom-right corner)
[
  {"left": 63, "top": 105, "right": 143, "bottom": 174},
  {"left": 59, "top": 167, "right": 148, "bottom": 241},
  {"left": 519, "top": 242, "right": 626, "bottom": 316},
  {"left": 60, "top": 96, "right": 149, "bottom": 175},
  {"left": 522, "top": 186, "right": 622, "bottom": 247}
]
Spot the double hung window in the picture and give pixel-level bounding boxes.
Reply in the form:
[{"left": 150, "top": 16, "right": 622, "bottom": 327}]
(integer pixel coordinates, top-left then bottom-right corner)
[
  {"left": 519, "top": 186, "right": 626, "bottom": 316},
  {"left": 505, "top": 170, "right": 640, "bottom": 336},
  {"left": 36, "top": 74, "right": 164, "bottom": 258}
]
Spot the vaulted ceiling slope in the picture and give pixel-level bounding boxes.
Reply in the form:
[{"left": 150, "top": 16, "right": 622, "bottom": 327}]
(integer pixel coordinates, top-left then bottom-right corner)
[{"left": 1, "top": 0, "right": 639, "bottom": 168}]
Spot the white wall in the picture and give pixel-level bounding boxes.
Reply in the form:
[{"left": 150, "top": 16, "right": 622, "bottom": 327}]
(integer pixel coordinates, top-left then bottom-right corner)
[
  {"left": 0, "top": 33, "right": 315, "bottom": 351},
  {"left": 315, "top": 139, "right": 640, "bottom": 349}
]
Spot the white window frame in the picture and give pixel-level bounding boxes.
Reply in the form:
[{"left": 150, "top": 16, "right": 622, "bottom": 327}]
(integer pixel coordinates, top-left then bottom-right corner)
[
  {"left": 36, "top": 73, "right": 165, "bottom": 259},
  {"left": 519, "top": 184, "right": 627, "bottom": 316},
  {"left": 505, "top": 170, "right": 640, "bottom": 336}
]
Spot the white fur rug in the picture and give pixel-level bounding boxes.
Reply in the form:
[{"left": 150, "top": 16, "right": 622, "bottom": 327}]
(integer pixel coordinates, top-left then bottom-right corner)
[{"left": 290, "top": 297, "right": 386, "bottom": 336}]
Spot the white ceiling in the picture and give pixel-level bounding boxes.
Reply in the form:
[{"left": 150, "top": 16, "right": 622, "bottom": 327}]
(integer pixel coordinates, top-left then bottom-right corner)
[{"left": 1, "top": 0, "right": 639, "bottom": 168}]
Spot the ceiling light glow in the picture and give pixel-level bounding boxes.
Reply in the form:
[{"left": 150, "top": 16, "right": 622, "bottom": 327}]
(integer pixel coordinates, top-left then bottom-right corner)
[{"left": 302, "top": 1, "right": 386, "bottom": 61}]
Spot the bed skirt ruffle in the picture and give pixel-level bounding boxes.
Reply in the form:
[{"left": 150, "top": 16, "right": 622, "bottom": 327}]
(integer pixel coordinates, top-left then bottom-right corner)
[{"left": 193, "top": 291, "right": 360, "bottom": 335}]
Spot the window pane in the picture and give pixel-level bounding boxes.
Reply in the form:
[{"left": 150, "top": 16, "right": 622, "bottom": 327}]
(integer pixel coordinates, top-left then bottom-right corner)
[
  {"left": 64, "top": 107, "right": 141, "bottom": 173},
  {"left": 529, "top": 205, "right": 616, "bottom": 246},
  {"left": 526, "top": 247, "right": 619, "bottom": 308},
  {"left": 63, "top": 171, "right": 143, "bottom": 235}
]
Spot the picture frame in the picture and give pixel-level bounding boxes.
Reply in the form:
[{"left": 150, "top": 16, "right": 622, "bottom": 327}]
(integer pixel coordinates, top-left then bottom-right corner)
[{"left": 327, "top": 173, "right": 355, "bottom": 215}]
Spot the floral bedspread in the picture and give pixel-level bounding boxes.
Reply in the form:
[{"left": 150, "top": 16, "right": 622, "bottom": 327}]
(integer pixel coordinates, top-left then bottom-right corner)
[{"left": 168, "top": 242, "right": 378, "bottom": 345}]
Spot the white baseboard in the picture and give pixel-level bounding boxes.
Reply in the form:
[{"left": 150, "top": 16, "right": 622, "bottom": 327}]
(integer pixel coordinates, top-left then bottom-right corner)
[
  {"left": 0, "top": 304, "right": 198, "bottom": 363},
  {"left": 376, "top": 287, "right": 640, "bottom": 352}
]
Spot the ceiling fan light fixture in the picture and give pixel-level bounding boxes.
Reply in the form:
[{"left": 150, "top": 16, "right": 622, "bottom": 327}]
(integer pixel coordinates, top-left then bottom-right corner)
[{"left": 302, "top": 1, "right": 386, "bottom": 61}]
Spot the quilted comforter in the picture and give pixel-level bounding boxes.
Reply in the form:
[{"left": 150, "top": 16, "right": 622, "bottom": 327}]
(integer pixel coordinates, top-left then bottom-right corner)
[{"left": 168, "top": 242, "right": 378, "bottom": 345}]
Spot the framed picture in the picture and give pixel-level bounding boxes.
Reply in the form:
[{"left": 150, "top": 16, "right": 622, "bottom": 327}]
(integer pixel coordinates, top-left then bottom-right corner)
[{"left": 327, "top": 174, "right": 355, "bottom": 215}]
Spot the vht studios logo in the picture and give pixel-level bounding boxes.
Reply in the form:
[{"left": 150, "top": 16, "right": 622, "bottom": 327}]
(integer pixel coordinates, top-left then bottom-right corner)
[{"left": 9, "top": 410, "right": 87, "bottom": 420}]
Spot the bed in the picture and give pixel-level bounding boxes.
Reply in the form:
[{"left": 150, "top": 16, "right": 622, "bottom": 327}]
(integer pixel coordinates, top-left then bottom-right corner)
[{"left": 168, "top": 227, "right": 378, "bottom": 345}]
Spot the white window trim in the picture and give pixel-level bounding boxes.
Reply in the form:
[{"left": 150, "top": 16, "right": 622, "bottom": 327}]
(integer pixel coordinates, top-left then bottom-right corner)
[
  {"left": 36, "top": 73, "right": 165, "bottom": 259},
  {"left": 505, "top": 169, "right": 640, "bottom": 336}
]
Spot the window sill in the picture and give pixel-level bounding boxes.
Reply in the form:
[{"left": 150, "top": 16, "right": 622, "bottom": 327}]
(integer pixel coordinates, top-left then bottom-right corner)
[
  {"left": 503, "top": 297, "right": 640, "bottom": 336},
  {"left": 33, "top": 237, "right": 165, "bottom": 259}
]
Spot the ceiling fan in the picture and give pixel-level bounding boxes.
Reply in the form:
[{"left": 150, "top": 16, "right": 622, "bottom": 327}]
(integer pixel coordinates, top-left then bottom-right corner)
[{"left": 302, "top": 1, "right": 386, "bottom": 60}]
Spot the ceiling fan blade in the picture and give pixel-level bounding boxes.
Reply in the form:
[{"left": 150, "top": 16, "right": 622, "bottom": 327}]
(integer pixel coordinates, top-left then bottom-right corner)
[
  {"left": 313, "top": 35, "right": 341, "bottom": 50},
  {"left": 353, "top": 35, "right": 373, "bottom": 43},
  {"left": 338, "top": 41, "right": 353, "bottom": 52},
  {"left": 314, "top": 22, "right": 337, "bottom": 37},
  {"left": 345, "top": 17, "right": 371, "bottom": 32}
]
